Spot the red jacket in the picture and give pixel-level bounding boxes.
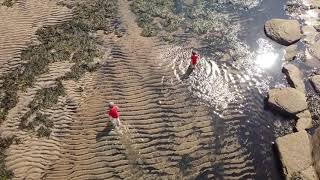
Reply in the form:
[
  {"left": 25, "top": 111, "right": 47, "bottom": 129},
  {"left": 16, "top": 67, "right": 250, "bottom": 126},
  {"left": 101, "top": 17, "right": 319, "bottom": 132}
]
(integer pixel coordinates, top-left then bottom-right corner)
[
  {"left": 108, "top": 106, "right": 119, "bottom": 118},
  {"left": 191, "top": 54, "right": 199, "bottom": 65}
]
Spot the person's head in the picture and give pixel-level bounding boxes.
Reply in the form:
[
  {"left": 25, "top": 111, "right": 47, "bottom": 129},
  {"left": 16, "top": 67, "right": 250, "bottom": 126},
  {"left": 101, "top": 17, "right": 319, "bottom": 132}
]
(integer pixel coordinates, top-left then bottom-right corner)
[
  {"left": 192, "top": 51, "right": 196, "bottom": 55},
  {"left": 108, "top": 102, "right": 114, "bottom": 108}
]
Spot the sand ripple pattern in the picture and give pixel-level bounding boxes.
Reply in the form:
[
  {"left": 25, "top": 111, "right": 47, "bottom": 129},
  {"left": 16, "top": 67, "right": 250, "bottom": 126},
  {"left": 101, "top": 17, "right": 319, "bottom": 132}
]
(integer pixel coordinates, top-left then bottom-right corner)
[
  {"left": 159, "top": 34, "right": 288, "bottom": 178},
  {"left": 42, "top": 0, "right": 219, "bottom": 179},
  {"left": 1, "top": 0, "right": 284, "bottom": 179},
  {"left": 2, "top": 61, "right": 75, "bottom": 179},
  {"left": 0, "top": 0, "right": 72, "bottom": 77}
]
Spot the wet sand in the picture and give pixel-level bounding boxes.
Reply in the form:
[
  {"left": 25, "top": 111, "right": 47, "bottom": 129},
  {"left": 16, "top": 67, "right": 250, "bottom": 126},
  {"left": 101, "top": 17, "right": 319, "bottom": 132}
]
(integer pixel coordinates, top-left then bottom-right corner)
[
  {"left": 0, "top": 0, "right": 307, "bottom": 179},
  {"left": 1, "top": 0, "right": 259, "bottom": 178}
]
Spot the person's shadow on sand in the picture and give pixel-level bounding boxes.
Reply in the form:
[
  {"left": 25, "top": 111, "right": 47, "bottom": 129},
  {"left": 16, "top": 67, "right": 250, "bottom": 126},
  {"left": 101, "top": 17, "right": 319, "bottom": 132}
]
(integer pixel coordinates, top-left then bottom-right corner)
[
  {"left": 181, "top": 65, "right": 194, "bottom": 80},
  {"left": 96, "top": 122, "right": 114, "bottom": 141}
]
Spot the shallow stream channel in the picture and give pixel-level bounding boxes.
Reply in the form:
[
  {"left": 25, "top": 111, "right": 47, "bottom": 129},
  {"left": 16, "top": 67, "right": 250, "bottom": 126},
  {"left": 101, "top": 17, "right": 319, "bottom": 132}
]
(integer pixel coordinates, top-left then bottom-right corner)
[{"left": 142, "top": 0, "right": 310, "bottom": 179}]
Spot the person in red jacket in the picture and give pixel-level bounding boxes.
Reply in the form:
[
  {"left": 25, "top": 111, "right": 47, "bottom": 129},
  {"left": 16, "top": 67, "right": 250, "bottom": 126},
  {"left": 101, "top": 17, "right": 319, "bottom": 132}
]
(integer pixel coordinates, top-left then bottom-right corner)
[
  {"left": 182, "top": 51, "right": 201, "bottom": 79},
  {"left": 190, "top": 51, "right": 200, "bottom": 69},
  {"left": 108, "top": 102, "right": 121, "bottom": 128}
]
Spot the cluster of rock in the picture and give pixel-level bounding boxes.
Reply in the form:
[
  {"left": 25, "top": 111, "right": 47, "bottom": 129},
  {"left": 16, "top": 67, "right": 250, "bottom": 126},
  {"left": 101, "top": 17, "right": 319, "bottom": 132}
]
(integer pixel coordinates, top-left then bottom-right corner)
[{"left": 265, "top": 18, "right": 320, "bottom": 179}]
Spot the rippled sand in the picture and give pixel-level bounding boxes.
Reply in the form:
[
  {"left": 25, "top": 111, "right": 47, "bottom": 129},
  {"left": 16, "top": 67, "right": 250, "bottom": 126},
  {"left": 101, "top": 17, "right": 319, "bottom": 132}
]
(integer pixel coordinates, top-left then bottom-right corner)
[{"left": 1, "top": 0, "right": 290, "bottom": 179}]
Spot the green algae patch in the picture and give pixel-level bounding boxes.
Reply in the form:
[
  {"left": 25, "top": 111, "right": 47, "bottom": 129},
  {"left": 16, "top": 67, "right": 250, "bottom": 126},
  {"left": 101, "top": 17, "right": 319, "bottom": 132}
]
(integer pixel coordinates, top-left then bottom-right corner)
[
  {"left": 0, "top": 0, "right": 118, "bottom": 177},
  {"left": 0, "top": 136, "right": 15, "bottom": 179},
  {"left": 1, "top": 0, "right": 15, "bottom": 7},
  {"left": 0, "top": 0, "right": 118, "bottom": 124}
]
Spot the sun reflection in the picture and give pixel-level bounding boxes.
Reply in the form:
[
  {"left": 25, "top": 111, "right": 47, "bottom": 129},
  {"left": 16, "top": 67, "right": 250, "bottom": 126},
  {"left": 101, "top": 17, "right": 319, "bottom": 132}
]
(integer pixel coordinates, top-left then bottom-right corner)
[
  {"left": 255, "top": 51, "right": 278, "bottom": 69},
  {"left": 255, "top": 38, "right": 279, "bottom": 69}
]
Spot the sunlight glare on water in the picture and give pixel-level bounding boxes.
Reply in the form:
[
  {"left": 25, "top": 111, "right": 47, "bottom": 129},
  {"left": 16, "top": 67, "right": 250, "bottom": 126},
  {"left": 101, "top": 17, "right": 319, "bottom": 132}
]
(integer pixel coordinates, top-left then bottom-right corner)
[{"left": 254, "top": 38, "right": 279, "bottom": 69}]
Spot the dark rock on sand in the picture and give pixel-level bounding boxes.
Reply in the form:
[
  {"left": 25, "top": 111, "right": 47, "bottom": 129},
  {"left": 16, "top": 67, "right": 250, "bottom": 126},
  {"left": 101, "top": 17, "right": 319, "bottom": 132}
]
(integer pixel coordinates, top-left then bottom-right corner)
[
  {"left": 265, "top": 19, "right": 302, "bottom": 45},
  {"left": 282, "top": 64, "right": 306, "bottom": 93},
  {"left": 310, "top": 75, "right": 320, "bottom": 93},
  {"left": 284, "top": 44, "right": 298, "bottom": 61},
  {"left": 276, "top": 130, "right": 318, "bottom": 180},
  {"left": 268, "top": 88, "right": 307, "bottom": 116}
]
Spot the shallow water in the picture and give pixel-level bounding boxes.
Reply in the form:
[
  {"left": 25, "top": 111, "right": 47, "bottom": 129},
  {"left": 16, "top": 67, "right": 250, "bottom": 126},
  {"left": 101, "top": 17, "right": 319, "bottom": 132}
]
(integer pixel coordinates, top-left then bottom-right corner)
[{"left": 164, "top": 0, "right": 296, "bottom": 179}]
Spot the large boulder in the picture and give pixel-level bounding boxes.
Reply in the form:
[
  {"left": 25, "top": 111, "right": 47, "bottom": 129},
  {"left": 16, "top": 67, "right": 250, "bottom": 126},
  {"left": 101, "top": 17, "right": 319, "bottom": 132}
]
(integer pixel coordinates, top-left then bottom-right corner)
[
  {"left": 265, "top": 19, "right": 302, "bottom": 45},
  {"left": 282, "top": 64, "right": 306, "bottom": 93},
  {"left": 276, "top": 131, "right": 318, "bottom": 180},
  {"left": 268, "top": 88, "right": 307, "bottom": 116},
  {"left": 310, "top": 75, "right": 320, "bottom": 93},
  {"left": 312, "top": 127, "right": 320, "bottom": 178},
  {"left": 284, "top": 44, "right": 298, "bottom": 61}
]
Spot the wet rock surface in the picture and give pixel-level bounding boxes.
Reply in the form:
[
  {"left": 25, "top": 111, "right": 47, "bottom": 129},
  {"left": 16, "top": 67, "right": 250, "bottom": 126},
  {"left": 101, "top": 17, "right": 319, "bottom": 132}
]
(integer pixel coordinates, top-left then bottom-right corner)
[
  {"left": 284, "top": 44, "right": 298, "bottom": 61},
  {"left": 310, "top": 75, "right": 320, "bottom": 93},
  {"left": 265, "top": 19, "right": 302, "bottom": 45},
  {"left": 282, "top": 64, "right": 306, "bottom": 93},
  {"left": 276, "top": 130, "right": 317, "bottom": 180},
  {"left": 268, "top": 88, "right": 307, "bottom": 116}
]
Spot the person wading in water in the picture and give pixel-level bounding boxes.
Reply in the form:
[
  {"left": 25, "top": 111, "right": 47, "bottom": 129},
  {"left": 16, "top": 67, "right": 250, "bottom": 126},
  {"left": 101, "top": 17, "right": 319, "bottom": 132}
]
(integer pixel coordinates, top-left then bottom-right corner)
[
  {"left": 190, "top": 51, "right": 200, "bottom": 69},
  {"left": 108, "top": 102, "right": 121, "bottom": 129},
  {"left": 182, "top": 51, "right": 200, "bottom": 79}
]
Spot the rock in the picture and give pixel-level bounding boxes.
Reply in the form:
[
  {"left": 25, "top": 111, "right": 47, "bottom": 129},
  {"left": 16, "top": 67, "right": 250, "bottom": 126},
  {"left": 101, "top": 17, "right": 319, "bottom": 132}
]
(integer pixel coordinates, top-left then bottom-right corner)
[
  {"left": 284, "top": 44, "right": 298, "bottom": 61},
  {"left": 310, "top": 0, "right": 320, "bottom": 9},
  {"left": 302, "top": 25, "right": 318, "bottom": 44},
  {"left": 314, "top": 25, "right": 320, "bottom": 32},
  {"left": 309, "top": 42, "right": 320, "bottom": 60},
  {"left": 268, "top": 88, "right": 307, "bottom": 116},
  {"left": 296, "top": 118, "right": 313, "bottom": 131},
  {"left": 312, "top": 127, "right": 320, "bottom": 178},
  {"left": 310, "top": 75, "right": 320, "bottom": 93},
  {"left": 221, "top": 53, "right": 231, "bottom": 62},
  {"left": 265, "top": 19, "right": 302, "bottom": 45},
  {"left": 183, "top": 0, "right": 193, "bottom": 6},
  {"left": 297, "top": 110, "right": 312, "bottom": 119},
  {"left": 300, "top": 166, "right": 319, "bottom": 180},
  {"left": 282, "top": 64, "right": 306, "bottom": 93},
  {"left": 276, "top": 131, "right": 314, "bottom": 179},
  {"left": 96, "top": 30, "right": 105, "bottom": 36}
]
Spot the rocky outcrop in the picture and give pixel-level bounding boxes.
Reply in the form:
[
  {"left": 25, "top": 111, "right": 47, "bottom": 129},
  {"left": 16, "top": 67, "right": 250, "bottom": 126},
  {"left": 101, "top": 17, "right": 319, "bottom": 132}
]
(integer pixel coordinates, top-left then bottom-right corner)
[
  {"left": 276, "top": 131, "right": 318, "bottom": 180},
  {"left": 310, "top": 75, "right": 320, "bottom": 93},
  {"left": 265, "top": 19, "right": 302, "bottom": 45},
  {"left": 284, "top": 44, "right": 298, "bottom": 61},
  {"left": 282, "top": 64, "right": 306, "bottom": 93},
  {"left": 268, "top": 88, "right": 307, "bottom": 116},
  {"left": 312, "top": 127, "right": 320, "bottom": 178}
]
